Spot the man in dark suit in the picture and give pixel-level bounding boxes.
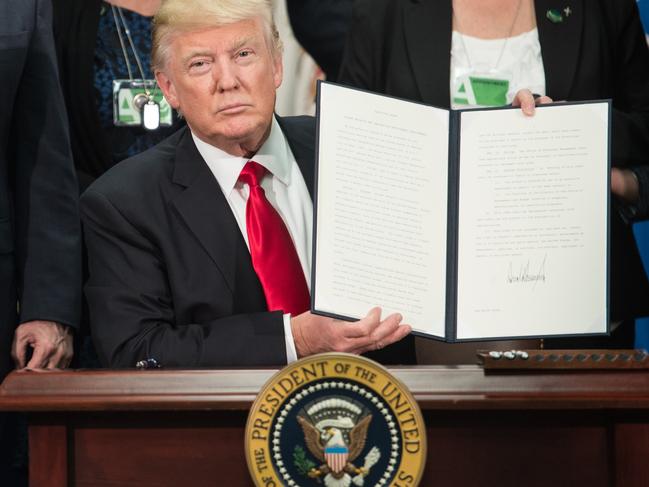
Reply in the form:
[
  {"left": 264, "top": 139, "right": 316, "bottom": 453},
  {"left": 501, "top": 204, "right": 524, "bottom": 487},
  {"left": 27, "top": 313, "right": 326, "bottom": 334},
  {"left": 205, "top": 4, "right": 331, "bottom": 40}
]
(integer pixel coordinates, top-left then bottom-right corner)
[
  {"left": 0, "top": 0, "right": 81, "bottom": 386},
  {"left": 1, "top": 0, "right": 81, "bottom": 483},
  {"left": 81, "top": 0, "right": 414, "bottom": 368}
]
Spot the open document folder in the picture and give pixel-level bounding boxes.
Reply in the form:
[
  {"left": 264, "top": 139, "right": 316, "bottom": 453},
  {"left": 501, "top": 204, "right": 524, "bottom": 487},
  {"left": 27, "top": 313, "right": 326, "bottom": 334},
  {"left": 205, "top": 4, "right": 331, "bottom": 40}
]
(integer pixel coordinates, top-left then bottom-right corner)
[{"left": 311, "top": 81, "right": 610, "bottom": 342}]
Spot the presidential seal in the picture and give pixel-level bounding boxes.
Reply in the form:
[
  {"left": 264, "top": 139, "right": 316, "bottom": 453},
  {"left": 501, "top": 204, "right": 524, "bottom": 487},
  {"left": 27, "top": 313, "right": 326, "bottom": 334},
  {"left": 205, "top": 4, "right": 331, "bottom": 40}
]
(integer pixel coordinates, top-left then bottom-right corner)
[{"left": 245, "top": 353, "right": 426, "bottom": 486}]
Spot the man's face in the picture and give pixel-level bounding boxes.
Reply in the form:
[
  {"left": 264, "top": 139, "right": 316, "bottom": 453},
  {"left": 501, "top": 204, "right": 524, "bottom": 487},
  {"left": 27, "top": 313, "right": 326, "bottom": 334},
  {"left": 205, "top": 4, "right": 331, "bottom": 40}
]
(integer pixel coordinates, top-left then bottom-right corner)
[{"left": 156, "top": 18, "right": 282, "bottom": 155}]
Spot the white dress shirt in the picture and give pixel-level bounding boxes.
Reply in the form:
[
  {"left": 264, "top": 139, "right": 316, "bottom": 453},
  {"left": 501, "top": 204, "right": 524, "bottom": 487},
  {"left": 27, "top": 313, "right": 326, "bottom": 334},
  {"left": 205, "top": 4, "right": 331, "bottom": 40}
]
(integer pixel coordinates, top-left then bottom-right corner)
[{"left": 191, "top": 116, "right": 313, "bottom": 363}]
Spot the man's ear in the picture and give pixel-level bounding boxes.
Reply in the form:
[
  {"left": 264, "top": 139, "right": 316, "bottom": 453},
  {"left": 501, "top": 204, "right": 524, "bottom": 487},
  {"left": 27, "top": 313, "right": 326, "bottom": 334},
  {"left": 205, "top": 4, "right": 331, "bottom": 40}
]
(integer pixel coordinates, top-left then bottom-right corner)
[
  {"left": 156, "top": 70, "right": 180, "bottom": 109},
  {"left": 273, "top": 53, "right": 283, "bottom": 90}
]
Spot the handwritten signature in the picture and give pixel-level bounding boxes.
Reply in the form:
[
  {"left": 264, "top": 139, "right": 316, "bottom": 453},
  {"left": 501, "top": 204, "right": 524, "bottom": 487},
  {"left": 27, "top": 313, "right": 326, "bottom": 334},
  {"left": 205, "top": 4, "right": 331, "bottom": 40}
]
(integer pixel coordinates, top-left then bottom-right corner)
[{"left": 507, "top": 254, "right": 547, "bottom": 289}]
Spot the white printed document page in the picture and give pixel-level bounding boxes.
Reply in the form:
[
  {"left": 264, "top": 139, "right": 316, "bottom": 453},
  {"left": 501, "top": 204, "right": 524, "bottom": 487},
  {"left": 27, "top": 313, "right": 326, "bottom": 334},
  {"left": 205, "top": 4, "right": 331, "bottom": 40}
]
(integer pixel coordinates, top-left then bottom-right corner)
[
  {"left": 455, "top": 103, "right": 609, "bottom": 339},
  {"left": 313, "top": 83, "right": 450, "bottom": 337}
]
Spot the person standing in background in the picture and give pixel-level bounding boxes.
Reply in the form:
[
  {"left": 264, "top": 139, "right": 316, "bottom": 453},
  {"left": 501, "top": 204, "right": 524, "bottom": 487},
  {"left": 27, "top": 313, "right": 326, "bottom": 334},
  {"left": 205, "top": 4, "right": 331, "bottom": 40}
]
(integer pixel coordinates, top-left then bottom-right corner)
[
  {"left": 51, "top": 0, "right": 183, "bottom": 192},
  {"left": 0, "top": 0, "right": 82, "bottom": 484},
  {"left": 339, "top": 0, "right": 649, "bottom": 349}
]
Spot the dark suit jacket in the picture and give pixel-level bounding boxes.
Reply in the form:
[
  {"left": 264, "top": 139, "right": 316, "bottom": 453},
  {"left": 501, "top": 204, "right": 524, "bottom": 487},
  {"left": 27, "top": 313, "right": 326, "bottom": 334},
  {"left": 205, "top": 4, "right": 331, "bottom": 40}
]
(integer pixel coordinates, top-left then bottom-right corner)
[
  {"left": 0, "top": 0, "right": 81, "bottom": 379},
  {"left": 339, "top": 0, "right": 649, "bottom": 323},
  {"left": 51, "top": 0, "right": 109, "bottom": 188},
  {"left": 286, "top": 0, "right": 353, "bottom": 80},
  {"left": 81, "top": 117, "right": 415, "bottom": 368}
]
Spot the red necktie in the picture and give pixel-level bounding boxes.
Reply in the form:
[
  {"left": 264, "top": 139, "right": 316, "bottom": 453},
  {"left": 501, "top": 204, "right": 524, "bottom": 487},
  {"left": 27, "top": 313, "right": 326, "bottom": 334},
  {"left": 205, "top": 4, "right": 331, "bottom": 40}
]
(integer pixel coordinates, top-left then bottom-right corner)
[{"left": 239, "top": 160, "right": 310, "bottom": 315}]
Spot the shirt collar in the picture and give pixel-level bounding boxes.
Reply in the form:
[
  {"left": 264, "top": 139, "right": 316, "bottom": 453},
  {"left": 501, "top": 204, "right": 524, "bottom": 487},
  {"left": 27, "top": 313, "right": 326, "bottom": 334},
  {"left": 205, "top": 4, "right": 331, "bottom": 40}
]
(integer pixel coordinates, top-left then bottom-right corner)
[{"left": 191, "top": 116, "right": 291, "bottom": 196}]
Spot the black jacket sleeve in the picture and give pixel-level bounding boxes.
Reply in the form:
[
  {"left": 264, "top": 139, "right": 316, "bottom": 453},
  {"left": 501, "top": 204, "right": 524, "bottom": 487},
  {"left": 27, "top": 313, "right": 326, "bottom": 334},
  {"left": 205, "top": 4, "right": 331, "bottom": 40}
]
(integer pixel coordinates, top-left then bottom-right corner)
[
  {"left": 81, "top": 188, "right": 287, "bottom": 368},
  {"left": 286, "top": 0, "right": 353, "bottom": 80},
  {"left": 13, "top": 0, "right": 81, "bottom": 329}
]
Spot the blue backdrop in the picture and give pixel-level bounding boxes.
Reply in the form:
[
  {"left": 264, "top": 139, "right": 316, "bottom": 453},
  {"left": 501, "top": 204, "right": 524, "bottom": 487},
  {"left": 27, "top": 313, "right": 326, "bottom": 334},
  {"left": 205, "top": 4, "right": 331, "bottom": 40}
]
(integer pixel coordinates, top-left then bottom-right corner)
[
  {"left": 634, "top": 0, "right": 649, "bottom": 349},
  {"left": 639, "top": 0, "right": 649, "bottom": 30}
]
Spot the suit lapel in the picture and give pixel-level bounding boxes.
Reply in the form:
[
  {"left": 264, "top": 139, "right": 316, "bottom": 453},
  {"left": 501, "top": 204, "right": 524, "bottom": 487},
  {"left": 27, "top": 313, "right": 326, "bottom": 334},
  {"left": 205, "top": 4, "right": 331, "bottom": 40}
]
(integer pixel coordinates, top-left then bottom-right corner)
[
  {"left": 535, "top": 0, "right": 584, "bottom": 100},
  {"left": 293, "top": 150, "right": 314, "bottom": 200},
  {"left": 171, "top": 128, "right": 241, "bottom": 293},
  {"left": 404, "top": 0, "right": 453, "bottom": 108}
]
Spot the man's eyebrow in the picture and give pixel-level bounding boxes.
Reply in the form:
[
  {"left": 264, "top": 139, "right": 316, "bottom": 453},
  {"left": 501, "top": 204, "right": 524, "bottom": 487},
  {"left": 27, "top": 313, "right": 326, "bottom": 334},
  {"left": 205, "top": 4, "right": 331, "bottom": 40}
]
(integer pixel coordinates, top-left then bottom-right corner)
[
  {"left": 228, "top": 36, "right": 256, "bottom": 54},
  {"left": 180, "top": 35, "right": 261, "bottom": 65}
]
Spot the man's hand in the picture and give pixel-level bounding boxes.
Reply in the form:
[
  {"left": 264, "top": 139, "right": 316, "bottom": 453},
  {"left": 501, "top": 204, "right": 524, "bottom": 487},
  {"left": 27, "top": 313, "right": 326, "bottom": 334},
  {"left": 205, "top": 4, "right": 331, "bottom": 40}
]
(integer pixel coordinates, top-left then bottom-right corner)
[
  {"left": 11, "top": 321, "right": 74, "bottom": 369},
  {"left": 611, "top": 167, "right": 640, "bottom": 204},
  {"left": 512, "top": 89, "right": 553, "bottom": 116},
  {"left": 290, "top": 307, "right": 411, "bottom": 358}
]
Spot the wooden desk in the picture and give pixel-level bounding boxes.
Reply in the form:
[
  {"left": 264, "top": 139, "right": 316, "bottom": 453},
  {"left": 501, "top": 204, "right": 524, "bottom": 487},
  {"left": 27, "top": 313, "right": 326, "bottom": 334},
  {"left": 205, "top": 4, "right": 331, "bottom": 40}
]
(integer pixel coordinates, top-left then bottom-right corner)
[{"left": 2, "top": 366, "right": 649, "bottom": 487}]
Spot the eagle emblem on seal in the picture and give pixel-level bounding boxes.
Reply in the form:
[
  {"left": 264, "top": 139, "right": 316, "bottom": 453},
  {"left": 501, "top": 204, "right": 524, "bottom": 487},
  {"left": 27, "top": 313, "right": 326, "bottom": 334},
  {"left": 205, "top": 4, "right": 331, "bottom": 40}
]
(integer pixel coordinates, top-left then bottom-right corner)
[{"left": 296, "top": 397, "right": 381, "bottom": 487}]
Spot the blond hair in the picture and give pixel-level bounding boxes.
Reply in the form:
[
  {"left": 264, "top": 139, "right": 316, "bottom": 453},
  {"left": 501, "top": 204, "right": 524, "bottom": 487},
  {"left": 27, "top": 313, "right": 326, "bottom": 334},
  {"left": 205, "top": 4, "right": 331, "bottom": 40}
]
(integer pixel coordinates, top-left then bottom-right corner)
[{"left": 152, "top": 0, "right": 282, "bottom": 70}]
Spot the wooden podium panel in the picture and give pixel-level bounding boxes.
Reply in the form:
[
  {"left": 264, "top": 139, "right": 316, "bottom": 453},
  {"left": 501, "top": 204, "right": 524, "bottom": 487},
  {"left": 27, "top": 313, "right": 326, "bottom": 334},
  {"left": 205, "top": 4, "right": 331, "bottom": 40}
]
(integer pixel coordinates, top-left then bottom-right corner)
[{"left": 2, "top": 366, "right": 649, "bottom": 487}]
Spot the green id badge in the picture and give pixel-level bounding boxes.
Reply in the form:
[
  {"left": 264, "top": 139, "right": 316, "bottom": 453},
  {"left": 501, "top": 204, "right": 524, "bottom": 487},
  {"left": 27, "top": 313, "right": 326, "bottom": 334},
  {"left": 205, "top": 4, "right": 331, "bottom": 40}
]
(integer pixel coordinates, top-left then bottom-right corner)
[
  {"left": 113, "top": 79, "right": 173, "bottom": 127},
  {"left": 469, "top": 77, "right": 509, "bottom": 106},
  {"left": 452, "top": 74, "right": 510, "bottom": 108}
]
